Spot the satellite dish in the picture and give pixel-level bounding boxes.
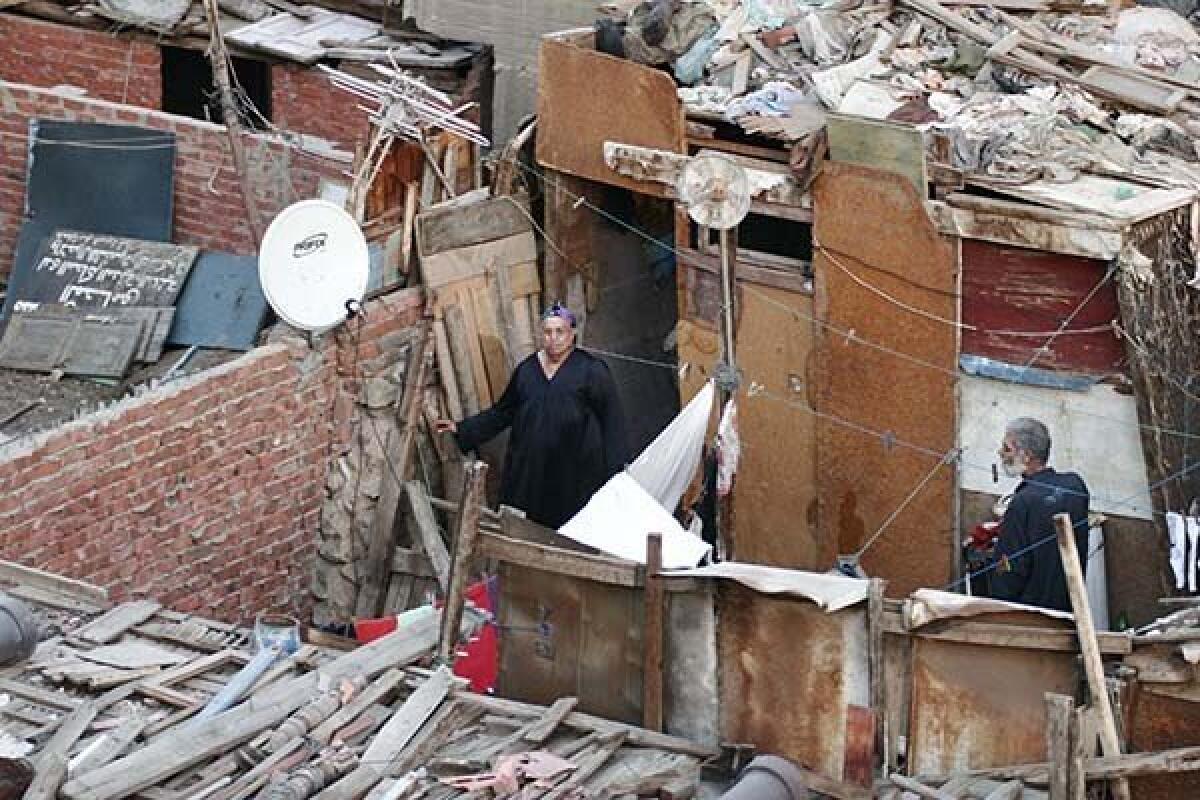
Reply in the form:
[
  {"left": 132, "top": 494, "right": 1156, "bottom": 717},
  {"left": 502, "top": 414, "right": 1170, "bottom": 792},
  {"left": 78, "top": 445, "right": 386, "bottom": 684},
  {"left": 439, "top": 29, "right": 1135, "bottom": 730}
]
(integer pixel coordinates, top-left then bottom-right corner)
[
  {"left": 258, "top": 200, "right": 369, "bottom": 333},
  {"left": 677, "top": 153, "right": 752, "bottom": 231}
]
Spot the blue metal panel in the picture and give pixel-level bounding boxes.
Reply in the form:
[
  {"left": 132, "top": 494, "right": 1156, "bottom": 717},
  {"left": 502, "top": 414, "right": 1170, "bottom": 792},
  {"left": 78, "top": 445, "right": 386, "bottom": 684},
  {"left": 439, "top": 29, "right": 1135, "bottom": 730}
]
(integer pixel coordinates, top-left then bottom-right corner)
[{"left": 166, "top": 251, "right": 269, "bottom": 351}]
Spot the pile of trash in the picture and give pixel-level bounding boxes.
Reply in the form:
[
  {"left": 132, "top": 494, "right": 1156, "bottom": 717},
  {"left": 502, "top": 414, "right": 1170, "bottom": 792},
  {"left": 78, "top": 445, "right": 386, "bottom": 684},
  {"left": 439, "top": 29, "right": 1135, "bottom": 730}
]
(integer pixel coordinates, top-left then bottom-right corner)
[{"left": 596, "top": 0, "right": 1200, "bottom": 186}]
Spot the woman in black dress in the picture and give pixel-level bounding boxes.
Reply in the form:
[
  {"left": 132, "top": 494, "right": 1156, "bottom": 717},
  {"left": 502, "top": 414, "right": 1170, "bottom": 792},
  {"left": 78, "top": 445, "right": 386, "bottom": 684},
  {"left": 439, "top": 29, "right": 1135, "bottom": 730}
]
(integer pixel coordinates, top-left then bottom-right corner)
[{"left": 435, "top": 303, "right": 630, "bottom": 528}]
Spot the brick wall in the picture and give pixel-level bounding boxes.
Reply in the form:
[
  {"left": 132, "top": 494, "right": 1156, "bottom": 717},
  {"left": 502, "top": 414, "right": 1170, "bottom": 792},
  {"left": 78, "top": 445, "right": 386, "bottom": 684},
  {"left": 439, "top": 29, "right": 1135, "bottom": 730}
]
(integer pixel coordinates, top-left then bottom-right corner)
[
  {"left": 0, "top": 79, "right": 345, "bottom": 280},
  {"left": 0, "top": 287, "right": 424, "bottom": 624},
  {"left": 0, "top": 14, "right": 161, "bottom": 109},
  {"left": 272, "top": 63, "right": 369, "bottom": 152}
]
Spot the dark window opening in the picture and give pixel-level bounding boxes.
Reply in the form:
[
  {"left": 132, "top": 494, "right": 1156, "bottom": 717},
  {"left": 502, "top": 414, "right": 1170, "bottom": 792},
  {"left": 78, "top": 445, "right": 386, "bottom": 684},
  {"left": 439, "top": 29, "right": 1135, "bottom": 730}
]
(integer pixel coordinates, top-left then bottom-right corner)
[
  {"left": 689, "top": 213, "right": 813, "bottom": 278},
  {"left": 161, "top": 46, "right": 271, "bottom": 129}
]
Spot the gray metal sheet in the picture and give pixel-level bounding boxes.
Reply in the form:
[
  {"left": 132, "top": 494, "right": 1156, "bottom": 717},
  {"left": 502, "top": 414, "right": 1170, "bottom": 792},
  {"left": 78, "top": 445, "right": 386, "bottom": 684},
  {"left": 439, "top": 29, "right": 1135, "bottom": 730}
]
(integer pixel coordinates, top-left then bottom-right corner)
[{"left": 167, "top": 251, "right": 269, "bottom": 351}]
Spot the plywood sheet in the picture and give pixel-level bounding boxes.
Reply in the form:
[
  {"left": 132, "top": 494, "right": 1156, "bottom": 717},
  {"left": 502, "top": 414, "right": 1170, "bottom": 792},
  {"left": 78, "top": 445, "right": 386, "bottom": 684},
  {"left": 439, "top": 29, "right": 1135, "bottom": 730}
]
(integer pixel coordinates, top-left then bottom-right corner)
[
  {"left": 813, "top": 163, "right": 958, "bottom": 596},
  {"left": 907, "top": 636, "right": 1077, "bottom": 775},
  {"left": 676, "top": 283, "right": 820, "bottom": 568},
  {"left": 537, "top": 38, "right": 685, "bottom": 196},
  {"left": 961, "top": 240, "right": 1122, "bottom": 374},
  {"left": 496, "top": 562, "right": 643, "bottom": 725},
  {"left": 717, "top": 582, "right": 868, "bottom": 780}
]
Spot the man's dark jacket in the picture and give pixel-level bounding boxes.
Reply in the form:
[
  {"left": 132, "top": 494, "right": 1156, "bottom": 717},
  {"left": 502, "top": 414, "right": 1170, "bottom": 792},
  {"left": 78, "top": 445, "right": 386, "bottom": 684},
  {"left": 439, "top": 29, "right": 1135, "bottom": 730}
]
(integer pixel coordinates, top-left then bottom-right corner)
[{"left": 991, "top": 467, "right": 1089, "bottom": 612}]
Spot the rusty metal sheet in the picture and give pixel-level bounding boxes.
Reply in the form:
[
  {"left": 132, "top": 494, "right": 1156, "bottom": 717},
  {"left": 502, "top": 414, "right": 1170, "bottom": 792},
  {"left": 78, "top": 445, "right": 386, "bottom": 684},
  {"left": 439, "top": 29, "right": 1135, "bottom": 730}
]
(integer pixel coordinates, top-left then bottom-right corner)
[
  {"left": 718, "top": 582, "right": 869, "bottom": 781},
  {"left": 1128, "top": 687, "right": 1200, "bottom": 799},
  {"left": 908, "top": 635, "right": 1077, "bottom": 775},
  {"left": 496, "top": 562, "right": 643, "bottom": 725},
  {"left": 813, "top": 163, "right": 958, "bottom": 596},
  {"left": 962, "top": 240, "right": 1123, "bottom": 375},
  {"left": 536, "top": 37, "right": 684, "bottom": 196},
  {"left": 677, "top": 279, "right": 821, "bottom": 568}
]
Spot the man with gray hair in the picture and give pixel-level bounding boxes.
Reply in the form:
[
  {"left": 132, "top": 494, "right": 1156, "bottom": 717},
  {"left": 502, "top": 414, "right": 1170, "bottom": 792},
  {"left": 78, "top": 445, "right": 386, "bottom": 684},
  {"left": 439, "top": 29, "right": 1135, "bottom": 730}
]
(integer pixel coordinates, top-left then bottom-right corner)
[{"left": 989, "top": 417, "right": 1090, "bottom": 612}]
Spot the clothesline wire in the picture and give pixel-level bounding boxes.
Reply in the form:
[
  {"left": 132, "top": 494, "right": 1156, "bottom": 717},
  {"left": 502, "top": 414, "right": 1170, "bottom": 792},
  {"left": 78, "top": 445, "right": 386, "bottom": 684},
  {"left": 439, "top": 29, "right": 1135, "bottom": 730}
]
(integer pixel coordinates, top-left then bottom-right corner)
[
  {"left": 1022, "top": 264, "right": 1116, "bottom": 372},
  {"left": 860, "top": 261, "right": 1121, "bottom": 562},
  {"left": 943, "top": 458, "right": 1200, "bottom": 593},
  {"left": 816, "top": 239, "right": 1117, "bottom": 337},
  {"left": 486, "top": 153, "right": 1200, "bottom": 443}
]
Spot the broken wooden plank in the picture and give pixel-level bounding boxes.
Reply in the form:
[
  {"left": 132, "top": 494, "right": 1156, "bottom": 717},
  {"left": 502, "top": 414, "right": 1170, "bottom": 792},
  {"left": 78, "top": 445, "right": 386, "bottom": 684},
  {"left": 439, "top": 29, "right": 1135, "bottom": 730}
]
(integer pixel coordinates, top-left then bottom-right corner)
[
  {"left": 357, "top": 319, "right": 434, "bottom": 619},
  {"left": 453, "top": 692, "right": 717, "bottom": 758},
  {"left": 523, "top": 697, "right": 579, "bottom": 746},
  {"left": 907, "top": 621, "right": 1132, "bottom": 655},
  {"left": 404, "top": 480, "right": 451, "bottom": 592},
  {"left": 63, "top": 607, "right": 448, "bottom": 800},
  {"left": 68, "top": 717, "right": 146, "bottom": 776},
  {"left": 0, "top": 677, "right": 81, "bottom": 711},
  {"left": 437, "top": 460, "right": 488, "bottom": 664},
  {"left": 443, "top": 303, "right": 480, "bottom": 416},
  {"left": 76, "top": 600, "right": 162, "bottom": 645},
  {"left": 310, "top": 668, "right": 406, "bottom": 746},
  {"left": 890, "top": 773, "right": 957, "bottom": 800},
  {"left": 479, "top": 530, "right": 642, "bottom": 588},
  {"left": 0, "top": 559, "right": 109, "bottom": 606}
]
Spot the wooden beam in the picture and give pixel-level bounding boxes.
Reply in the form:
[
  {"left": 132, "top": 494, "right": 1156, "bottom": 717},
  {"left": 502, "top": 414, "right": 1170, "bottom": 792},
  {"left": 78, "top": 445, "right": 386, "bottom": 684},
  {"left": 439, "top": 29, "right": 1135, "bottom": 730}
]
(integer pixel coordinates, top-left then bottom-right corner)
[
  {"left": 478, "top": 531, "right": 642, "bottom": 587},
  {"left": 642, "top": 533, "right": 665, "bottom": 733},
  {"left": 356, "top": 320, "right": 434, "bottom": 619},
  {"left": 868, "top": 578, "right": 887, "bottom": 774},
  {"left": 889, "top": 773, "right": 956, "bottom": 800},
  {"left": 1054, "top": 512, "right": 1131, "bottom": 800},
  {"left": 908, "top": 621, "right": 1132, "bottom": 655},
  {"left": 436, "top": 460, "right": 487, "bottom": 664},
  {"left": 0, "top": 560, "right": 109, "bottom": 606}
]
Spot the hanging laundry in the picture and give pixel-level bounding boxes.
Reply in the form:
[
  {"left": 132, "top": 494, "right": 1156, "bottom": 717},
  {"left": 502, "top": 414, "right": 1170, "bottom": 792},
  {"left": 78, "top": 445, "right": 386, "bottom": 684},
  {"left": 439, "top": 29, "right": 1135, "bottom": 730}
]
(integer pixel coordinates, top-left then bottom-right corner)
[{"left": 1167, "top": 511, "right": 1188, "bottom": 590}]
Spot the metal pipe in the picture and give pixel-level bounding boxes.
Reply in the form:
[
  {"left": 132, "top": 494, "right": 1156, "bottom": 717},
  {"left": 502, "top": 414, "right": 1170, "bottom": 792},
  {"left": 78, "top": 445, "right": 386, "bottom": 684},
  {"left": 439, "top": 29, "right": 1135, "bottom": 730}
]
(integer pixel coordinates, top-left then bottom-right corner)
[
  {"left": 720, "top": 756, "right": 810, "bottom": 800},
  {"left": 0, "top": 593, "right": 38, "bottom": 667}
]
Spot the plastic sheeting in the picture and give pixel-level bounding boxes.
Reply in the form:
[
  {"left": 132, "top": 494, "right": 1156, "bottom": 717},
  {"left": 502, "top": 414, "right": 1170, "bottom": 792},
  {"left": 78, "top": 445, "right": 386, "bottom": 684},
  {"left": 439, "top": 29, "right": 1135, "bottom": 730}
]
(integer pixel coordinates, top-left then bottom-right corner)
[
  {"left": 627, "top": 381, "right": 714, "bottom": 514},
  {"left": 906, "top": 588, "right": 1074, "bottom": 629},
  {"left": 558, "top": 472, "right": 712, "bottom": 568},
  {"left": 663, "top": 562, "right": 869, "bottom": 611}
]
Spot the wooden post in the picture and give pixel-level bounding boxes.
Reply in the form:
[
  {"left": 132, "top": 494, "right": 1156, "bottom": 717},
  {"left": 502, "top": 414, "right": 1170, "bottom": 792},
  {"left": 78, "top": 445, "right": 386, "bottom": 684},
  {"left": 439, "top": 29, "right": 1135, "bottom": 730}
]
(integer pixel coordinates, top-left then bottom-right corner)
[
  {"left": 642, "top": 533, "right": 664, "bottom": 732},
  {"left": 436, "top": 460, "right": 488, "bottom": 664},
  {"left": 1046, "top": 693, "right": 1073, "bottom": 800},
  {"left": 1054, "top": 512, "right": 1132, "bottom": 800},
  {"left": 200, "top": 0, "right": 265, "bottom": 244},
  {"left": 355, "top": 321, "right": 433, "bottom": 619},
  {"left": 716, "top": 227, "right": 738, "bottom": 558},
  {"left": 867, "top": 578, "right": 887, "bottom": 774}
]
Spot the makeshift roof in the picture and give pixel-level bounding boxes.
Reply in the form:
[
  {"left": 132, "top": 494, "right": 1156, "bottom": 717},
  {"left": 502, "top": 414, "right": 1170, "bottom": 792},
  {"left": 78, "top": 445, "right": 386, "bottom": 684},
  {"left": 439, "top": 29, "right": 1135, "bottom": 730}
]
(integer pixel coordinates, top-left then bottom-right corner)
[
  {"left": 4, "top": 1, "right": 484, "bottom": 68},
  {"left": 598, "top": 0, "right": 1200, "bottom": 193}
]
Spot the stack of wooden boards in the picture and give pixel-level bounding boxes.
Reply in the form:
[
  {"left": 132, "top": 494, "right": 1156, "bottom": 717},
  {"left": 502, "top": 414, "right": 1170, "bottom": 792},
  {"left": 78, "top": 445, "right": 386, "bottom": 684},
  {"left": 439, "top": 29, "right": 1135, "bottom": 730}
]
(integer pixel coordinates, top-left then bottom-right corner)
[
  {"left": 417, "top": 190, "right": 543, "bottom": 419},
  {"left": 0, "top": 569, "right": 710, "bottom": 800}
]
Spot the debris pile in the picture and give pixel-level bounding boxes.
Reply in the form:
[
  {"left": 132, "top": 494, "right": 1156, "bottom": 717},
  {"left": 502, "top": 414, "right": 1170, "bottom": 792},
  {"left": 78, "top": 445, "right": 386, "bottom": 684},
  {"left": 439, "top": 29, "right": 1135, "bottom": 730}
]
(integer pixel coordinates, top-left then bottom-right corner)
[
  {"left": 0, "top": 581, "right": 708, "bottom": 800},
  {"left": 598, "top": 0, "right": 1200, "bottom": 188}
]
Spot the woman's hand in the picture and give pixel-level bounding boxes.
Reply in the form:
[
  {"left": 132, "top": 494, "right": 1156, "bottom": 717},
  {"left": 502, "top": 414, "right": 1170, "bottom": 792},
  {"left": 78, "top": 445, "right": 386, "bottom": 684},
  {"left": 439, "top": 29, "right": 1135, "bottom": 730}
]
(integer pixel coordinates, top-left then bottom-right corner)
[{"left": 434, "top": 419, "right": 458, "bottom": 434}]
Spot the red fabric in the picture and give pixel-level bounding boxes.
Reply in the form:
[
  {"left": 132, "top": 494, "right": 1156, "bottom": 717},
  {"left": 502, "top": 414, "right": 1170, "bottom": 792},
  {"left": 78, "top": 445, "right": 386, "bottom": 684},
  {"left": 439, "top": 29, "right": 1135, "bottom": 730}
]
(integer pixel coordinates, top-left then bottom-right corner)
[{"left": 454, "top": 579, "right": 498, "bottom": 693}]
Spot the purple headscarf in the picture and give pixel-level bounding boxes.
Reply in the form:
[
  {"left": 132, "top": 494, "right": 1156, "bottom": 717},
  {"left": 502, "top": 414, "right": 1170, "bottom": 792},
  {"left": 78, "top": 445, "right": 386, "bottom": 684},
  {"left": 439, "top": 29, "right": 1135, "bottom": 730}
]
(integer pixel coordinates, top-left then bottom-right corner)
[{"left": 541, "top": 302, "right": 577, "bottom": 329}]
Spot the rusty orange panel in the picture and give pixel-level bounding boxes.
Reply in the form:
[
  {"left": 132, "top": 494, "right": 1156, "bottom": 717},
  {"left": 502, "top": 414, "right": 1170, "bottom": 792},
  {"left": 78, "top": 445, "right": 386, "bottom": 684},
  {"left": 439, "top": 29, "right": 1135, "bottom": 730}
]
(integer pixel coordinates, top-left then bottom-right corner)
[
  {"left": 718, "top": 583, "right": 869, "bottom": 781},
  {"left": 813, "top": 163, "right": 959, "bottom": 595},
  {"left": 907, "top": 637, "right": 1077, "bottom": 775},
  {"left": 1128, "top": 687, "right": 1200, "bottom": 799},
  {"left": 536, "top": 37, "right": 684, "bottom": 195},
  {"left": 677, "top": 281, "right": 821, "bottom": 569}
]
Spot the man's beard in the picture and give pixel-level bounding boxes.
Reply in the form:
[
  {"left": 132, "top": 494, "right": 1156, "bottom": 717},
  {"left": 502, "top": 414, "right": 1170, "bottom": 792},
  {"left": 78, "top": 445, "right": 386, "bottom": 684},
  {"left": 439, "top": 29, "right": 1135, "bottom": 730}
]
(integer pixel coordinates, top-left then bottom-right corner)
[{"left": 1001, "top": 458, "right": 1025, "bottom": 478}]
